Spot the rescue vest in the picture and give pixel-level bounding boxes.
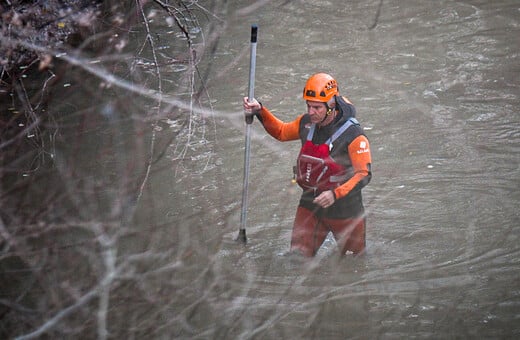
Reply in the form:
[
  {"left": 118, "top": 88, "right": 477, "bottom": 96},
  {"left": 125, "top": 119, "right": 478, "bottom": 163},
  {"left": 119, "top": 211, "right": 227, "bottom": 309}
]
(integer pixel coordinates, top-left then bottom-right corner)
[{"left": 295, "top": 118, "right": 359, "bottom": 194}]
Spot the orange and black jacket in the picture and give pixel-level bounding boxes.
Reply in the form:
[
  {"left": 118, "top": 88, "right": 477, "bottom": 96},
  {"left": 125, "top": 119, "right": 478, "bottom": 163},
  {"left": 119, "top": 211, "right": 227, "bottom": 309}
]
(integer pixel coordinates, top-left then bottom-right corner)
[{"left": 256, "top": 96, "right": 372, "bottom": 218}]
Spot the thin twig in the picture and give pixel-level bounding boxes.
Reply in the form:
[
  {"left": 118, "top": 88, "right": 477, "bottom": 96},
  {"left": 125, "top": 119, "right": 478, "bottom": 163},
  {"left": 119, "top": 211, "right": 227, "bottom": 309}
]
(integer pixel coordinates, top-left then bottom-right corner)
[
  {"left": 136, "top": 0, "right": 163, "bottom": 203},
  {"left": 369, "top": 0, "right": 384, "bottom": 30}
]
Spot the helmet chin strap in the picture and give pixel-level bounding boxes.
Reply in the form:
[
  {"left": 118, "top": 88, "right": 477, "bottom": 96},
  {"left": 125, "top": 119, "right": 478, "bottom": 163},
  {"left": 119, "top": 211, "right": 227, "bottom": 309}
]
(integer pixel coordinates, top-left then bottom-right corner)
[{"left": 318, "top": 107, "right": 334, "bottom": 125}]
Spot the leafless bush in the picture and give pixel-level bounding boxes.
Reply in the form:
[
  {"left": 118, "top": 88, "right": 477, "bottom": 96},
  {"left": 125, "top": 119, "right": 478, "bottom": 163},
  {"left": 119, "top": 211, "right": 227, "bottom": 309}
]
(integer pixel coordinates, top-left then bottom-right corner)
[{"left": 0, "top": 0, "right": 252, "bottom": 338}]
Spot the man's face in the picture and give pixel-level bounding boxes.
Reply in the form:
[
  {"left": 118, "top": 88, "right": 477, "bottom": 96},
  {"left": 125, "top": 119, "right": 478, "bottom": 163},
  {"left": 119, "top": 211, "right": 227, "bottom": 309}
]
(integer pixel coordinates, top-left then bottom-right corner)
[{"left": 306, "top": 100, "right": 328, "bottom": 124}]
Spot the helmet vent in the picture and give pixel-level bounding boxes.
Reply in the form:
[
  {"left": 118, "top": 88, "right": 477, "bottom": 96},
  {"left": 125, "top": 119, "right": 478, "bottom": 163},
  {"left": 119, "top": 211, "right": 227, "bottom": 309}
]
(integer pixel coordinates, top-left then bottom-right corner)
[
  {"left": 305, "top": 89, "right": 316, "bottom": 97},
  {"left": 325, "top": 80, "right": 336, "bottom": 90}
]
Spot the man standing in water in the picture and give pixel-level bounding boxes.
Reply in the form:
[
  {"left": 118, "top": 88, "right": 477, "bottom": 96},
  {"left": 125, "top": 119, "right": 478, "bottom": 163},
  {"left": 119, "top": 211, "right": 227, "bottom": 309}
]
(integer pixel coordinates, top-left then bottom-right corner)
[{"left": 243, "top": 73, "right": 372, "bottom": 257}]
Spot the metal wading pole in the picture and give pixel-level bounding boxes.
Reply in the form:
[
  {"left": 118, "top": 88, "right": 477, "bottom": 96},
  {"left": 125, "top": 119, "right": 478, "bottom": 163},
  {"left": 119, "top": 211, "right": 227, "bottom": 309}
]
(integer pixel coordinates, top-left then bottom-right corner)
[{"left": 237, "top": 25, "right": 258, "bottom": 244}]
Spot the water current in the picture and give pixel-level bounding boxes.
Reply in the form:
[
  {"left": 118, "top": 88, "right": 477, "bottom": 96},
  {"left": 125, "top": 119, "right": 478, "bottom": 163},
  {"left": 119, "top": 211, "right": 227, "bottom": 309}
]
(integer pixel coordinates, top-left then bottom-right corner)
[
  {"left": 181, "top": 1, "right": 519, "bottom": 338},
  {"left": 26, "top": 0, "right": 520, "bottom": 338}
]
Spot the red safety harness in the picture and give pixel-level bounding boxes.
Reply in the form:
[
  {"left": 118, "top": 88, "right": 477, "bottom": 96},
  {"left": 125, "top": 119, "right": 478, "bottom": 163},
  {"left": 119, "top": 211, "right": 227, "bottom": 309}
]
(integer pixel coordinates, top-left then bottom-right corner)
[{"left": 295, "top": 118, "right": 358, "bottom": 194}]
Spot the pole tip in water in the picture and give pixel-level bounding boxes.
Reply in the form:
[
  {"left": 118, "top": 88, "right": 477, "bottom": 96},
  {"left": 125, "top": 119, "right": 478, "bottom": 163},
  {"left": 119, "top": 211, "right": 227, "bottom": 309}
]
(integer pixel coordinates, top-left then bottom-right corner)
[{"left": 236, "top": 229, "right": 247, "bottom": 244}]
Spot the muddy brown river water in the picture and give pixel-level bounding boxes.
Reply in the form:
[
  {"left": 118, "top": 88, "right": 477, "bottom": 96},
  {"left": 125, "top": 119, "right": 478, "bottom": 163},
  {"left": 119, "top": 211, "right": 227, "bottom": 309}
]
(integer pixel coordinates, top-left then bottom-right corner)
[
  {"left": 9, "top": 0, "right": 519, "bottom": 338},
  {"left": 169, "top": 1, "right": 520, "bottom": 338}
]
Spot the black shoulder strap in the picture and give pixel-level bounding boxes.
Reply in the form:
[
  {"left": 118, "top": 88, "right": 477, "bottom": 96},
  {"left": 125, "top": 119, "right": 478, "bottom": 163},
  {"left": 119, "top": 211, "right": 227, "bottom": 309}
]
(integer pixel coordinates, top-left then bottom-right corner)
[{"left": 326, "top": 118, "right": 359, "bottom": 144}]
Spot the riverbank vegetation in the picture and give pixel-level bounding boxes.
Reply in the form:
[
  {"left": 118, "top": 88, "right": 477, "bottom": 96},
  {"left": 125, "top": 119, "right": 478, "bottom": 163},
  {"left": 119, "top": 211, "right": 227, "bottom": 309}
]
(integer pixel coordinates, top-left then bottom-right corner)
[{"left": 1, "top": 1, "right": 235, "bottom": 338}]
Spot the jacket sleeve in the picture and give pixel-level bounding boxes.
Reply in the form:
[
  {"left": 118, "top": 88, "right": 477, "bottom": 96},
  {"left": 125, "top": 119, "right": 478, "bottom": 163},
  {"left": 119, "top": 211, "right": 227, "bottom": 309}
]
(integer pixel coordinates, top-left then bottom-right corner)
[
  {"left": 333, "top": 135, "right": 372, "bottom": 199},
  {"left": 257, "top": 106, "right": 302, "bottom": 141}
]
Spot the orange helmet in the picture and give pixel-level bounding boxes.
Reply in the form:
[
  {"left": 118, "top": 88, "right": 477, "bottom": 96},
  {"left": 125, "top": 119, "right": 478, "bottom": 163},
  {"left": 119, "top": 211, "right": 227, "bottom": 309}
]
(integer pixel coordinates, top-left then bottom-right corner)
[{"left": 302, "top": 73, "right": 338, "bottom": 102}]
